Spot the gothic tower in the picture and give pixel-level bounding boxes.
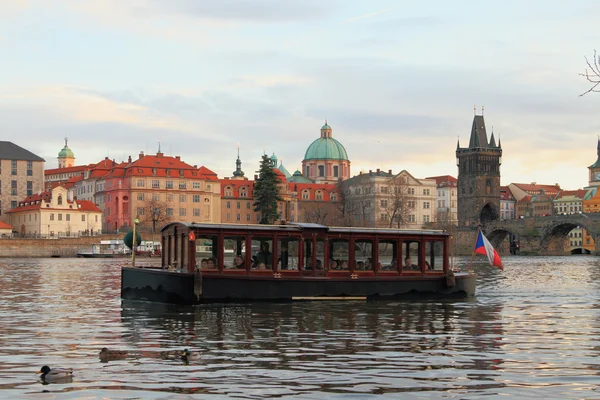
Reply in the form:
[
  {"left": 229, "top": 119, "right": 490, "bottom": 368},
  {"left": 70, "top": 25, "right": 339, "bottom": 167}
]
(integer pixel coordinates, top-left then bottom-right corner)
[
  {"left": 456, "top": 113, "right": 502, "bottom": 228},
  {"left": 588, "top": 139, "right": 600, "bottom": 187}
]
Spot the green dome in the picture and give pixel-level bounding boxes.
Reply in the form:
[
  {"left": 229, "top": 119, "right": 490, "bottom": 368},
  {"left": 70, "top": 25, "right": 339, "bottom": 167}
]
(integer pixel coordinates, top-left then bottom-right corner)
[
  {"left": 321, "top": 123, "right": 331, "bottom": 130},
  {"left": 304, "top": 137, "right": 348, "bottom": 161},
  {"left": 58, "top": 146, "right": 74, "bottom": 158}
]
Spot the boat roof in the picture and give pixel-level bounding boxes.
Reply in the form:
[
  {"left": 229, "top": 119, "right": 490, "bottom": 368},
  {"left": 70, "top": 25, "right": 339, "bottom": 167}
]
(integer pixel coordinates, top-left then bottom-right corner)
[{"left": 162, "top": 222, "right": 449, "bottom": 237}]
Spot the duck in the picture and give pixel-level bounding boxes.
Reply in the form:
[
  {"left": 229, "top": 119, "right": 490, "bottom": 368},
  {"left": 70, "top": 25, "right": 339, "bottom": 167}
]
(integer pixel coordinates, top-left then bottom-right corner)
[
  {"left": 37, "top": 366, "right": 73, "bottom": 382},
  {"left": 181, "top": 348, "right": 200, "bottom": 362},
  {"left": 160, "top": 350, "right": 183, "bottom": 360},
  {"left": 98, "top": 347, "right": 129, "bottom": 361}
]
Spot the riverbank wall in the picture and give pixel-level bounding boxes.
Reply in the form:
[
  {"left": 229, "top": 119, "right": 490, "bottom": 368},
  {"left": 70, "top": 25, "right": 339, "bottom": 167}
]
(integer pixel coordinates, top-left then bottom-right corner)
[{"left": 0, "top": 233, "right": 162, "bottom": 257}]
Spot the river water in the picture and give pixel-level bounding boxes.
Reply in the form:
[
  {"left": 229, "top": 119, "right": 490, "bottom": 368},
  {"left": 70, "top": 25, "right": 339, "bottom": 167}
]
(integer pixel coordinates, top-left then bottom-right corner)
[{"left": 0, "top": 256, "right": 599, "bottom": 399}]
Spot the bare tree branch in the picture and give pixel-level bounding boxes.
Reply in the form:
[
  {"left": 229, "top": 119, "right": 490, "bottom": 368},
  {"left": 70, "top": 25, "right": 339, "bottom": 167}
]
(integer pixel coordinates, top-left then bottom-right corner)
[{"left": 580, "top": 50, "right": 600, "bottom": 96}]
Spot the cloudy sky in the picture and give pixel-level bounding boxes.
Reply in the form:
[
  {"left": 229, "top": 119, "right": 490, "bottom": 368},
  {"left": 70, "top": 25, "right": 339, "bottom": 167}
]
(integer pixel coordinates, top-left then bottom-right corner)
[{"left": 1, "top": 0, "right": 599, "bottom": 189}]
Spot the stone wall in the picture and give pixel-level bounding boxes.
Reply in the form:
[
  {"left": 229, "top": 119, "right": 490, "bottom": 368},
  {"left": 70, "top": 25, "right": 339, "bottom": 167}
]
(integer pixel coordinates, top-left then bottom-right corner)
[{"left": 0, "top": 233, "right": 161, "bottom": 257}]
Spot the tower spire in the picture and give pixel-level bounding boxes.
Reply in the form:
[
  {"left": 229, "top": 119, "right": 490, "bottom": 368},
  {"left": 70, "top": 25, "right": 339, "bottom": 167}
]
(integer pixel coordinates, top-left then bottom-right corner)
[{"left": 233, "top": 143, "right": 245, "bottom": 178}]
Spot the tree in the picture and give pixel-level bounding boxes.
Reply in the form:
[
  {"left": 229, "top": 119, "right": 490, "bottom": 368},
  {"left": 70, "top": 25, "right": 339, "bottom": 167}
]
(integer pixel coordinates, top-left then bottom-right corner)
[
  {"left": 253, "top": 154, "right": 283, "bottom": 224},
  {"left": 580, "top": 50, "right": 600, "bottom": 96},
  {"left": 138, "top": 198, "right": 173, "bottom": 232},
  {"left": 382, "top": 173, "right": 416, "bottom": 229},
  {"left": 337, "top": 178, "right": 373, "bottom": 227}
]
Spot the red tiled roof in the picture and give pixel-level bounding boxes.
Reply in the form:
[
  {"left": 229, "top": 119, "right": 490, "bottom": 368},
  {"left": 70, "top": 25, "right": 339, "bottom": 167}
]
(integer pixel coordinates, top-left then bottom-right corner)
[
  {"left": 76, "top": 200, "right": 102, "bottom": 212},
  {"left": 0, "top": 221, "right": 12, "bottom": 230},
  {"left": 555, "top": 189, "right": 587, "bottom": 200},
  {"left": 512, "top": 183, "right": 561, "bottom": 193},
  {"left": 499, "top": 186, "right": 515, "bottom": 201},
  {"left": 425, "top": 175, "right": 457, "bottom": 185},
  {"left": 517, "top": 195, "right": 533, "bottom": 204}
]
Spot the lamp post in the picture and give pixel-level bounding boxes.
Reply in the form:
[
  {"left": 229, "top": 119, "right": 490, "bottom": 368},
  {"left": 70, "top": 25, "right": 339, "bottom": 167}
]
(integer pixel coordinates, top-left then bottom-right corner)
[
  {"left": 152, "top": 207, "right": 160, "bottom": 233},
  {"left": 131, "top": 217, "right": 140, "bottom": 267}
]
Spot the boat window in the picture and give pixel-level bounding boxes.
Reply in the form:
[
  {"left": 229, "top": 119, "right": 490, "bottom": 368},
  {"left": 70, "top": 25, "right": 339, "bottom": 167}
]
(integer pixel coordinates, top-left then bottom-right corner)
[
  {"left": 378, "top": 239, "right": 398, "bottom": 271},
  {"left": 278, "top": 238, "right": 299, "bottom": 270},
  {"left": 425, "top": 240, "right": 444, "bottom": 271},
  {"left": 316, "top": 238, "right": 325, "bottom": 271},
  {"left": 251, "top": 237, "right": 273, "bottom": 271},
  {"left": 224, "top": 235, "right": 246, "bottom": 269},
  {"left": 196, "top": 236, "right": 218, "bottom": 270},
  {"left": 354, "top": 239, "right": 374, "bottom": 271},
  {"left": 402, "top": 240, "right": 421, "bottom": 272},
  {"left": 329, "top": 239, "right": 349, "bottom": 270}
]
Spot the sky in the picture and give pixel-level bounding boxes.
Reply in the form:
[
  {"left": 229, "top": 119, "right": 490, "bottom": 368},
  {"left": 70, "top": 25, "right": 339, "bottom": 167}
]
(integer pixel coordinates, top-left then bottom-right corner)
[{"left": 1, "top": 0, "right": 599, "bottom": 189}]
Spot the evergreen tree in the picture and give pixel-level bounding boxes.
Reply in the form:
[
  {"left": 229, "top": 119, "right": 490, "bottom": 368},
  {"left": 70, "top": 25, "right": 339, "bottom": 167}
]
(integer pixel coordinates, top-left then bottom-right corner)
[{"left": 253, "top": 154, "right": 283, "bottom": 224}]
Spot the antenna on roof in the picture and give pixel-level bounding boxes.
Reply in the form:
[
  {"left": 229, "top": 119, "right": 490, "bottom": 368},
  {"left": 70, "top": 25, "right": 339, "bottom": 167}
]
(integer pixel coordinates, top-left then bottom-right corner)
[
  {"left": 482, "top": 105, "right": 484, "bottom": 115},
  {"left": 474, "top": 104, "right": 476, "bottom": 115},
  {"left": 158, "top": 138, "right": 161, "bottom": 153}
]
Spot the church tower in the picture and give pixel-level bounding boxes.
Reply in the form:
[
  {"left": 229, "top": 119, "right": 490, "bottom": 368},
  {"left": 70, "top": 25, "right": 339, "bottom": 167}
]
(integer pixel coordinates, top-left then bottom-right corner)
[
  {"left": 57, "top": 137, "right": 75, "bottom": 168},
  {"left": 588, "top": 139, "right": 600, "bottom": 187},
  {"left": 456, "top": 111, "right": 502, "bottom": 227}
]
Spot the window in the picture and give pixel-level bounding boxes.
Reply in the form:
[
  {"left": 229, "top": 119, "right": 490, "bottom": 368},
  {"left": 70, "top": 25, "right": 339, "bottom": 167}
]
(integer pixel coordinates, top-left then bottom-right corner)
[
  {"left": 11, "top": 180, "right": 17, "bottom": 196},
  {"left": 302, "top": 190, "right": 309, "bottom": 200},
  {"left": 227, "top": 213, "right": 231, "bottom": 221},
  {"left": 180, "top": 194, "right": 186, "bottom": 202},
  {"left": 423, "top": 202, "right": 430, "bottom": 209},
  {"left": 179, "top": 181, "right": 187, "bottom": 189},
  {"left": 58, "top": 214, "right": 63, "bottom": 221},
  {"left": 193, "top": 182, "right": 201, "bottom": 189},
  {"left": 247, "top": 214, "right": 251, "bottom": 221},
  {"left": 408, "top": 200, "right": 416, "bottom": 208},
  {"left": 66, "top": 214, "right": 70, "bottom": 221},
  {"left": 152, "top": 180, "right": 160, "bottom": 188},
  {"left": 166, "top": 208, "right": 174, "bottom": 216},
  {"left": 227, "top": 201, "right": 231, "bottom": 209},
  {"left": 331, "top": 193, "right": 337, "bottom": 201},
  {"left": 237, "top": 213, "right": 241, "bottom": 221},
  {"left": 306, "top": 166, "right": 310, "bottom": 176},
  {"left": 26, "top": 181, "right": 32, "bottom": 196},
  {"left": 381, "top": 213, "right": 388, "bottom": 222},
  {"left": 247, "top": 202, "right": 251, "bottom": 209},
  {"left": 408, "top": 188, "right": 415, "bottom": 195},
  {"left": 381, "top": 186, "right": 388, "bottom": 193},
  {"left": 57, "top": 195, "right": 63, "bottom": 205},
  {"left": 240, "top": 188, "right": 247, "bottom": 197},
  {"left": 137, "top": 193, "right": 144, "bottom": 201},
  {"left": 318, "top": 165, "right": 325, "bottom": 177},
  {"left": 137, "top": 207, "right": 145, "bottom": 215},
  {"left": 166, "top": 194, "right": 173, "bottom": 202},
  {"left": 408, "top": 215, "right": 416, "bottom": 222},
  {"left": 152, "top": 193, "right": 160, "bottom": 201},
  {"left": 423, "top": 189, "right": 430, "bottom": 195},
  {"left": 50, "top": 213, "right": 55, "bottom": 221},
  {"left": 180, "top": 208, "right": 186, "bottom": 216},
  {"left": 381, "top": 199, "right": 388, "bottom": 208},
  {"left": 193, "top": 194, "right": 200, "bottom": 203},
  {"left": 333, "top": 166, "right": 339, "bottom": 177},
  {"left": 316, "top": 191, "right": 323, "bottom": 201},
  {"left": 136, "top": 180, "right": 145, "bottom": 187},
  {"left": 166, "top": 181, "right": 174, "bottom": 189},
  {"left": 193, "top": 208, "right": 200, "bottom": 216},
  {"left": 27, "top": 161, "right": 33, "bottom": 176},
  {"left": 225, "top": 186, "right": 232, "bottom": 197},
  {"left": 11, "top": 160, "right": 17, "bottom": 175},
  {"left": 423, "top": 215, "right": 430, "bottom": 222},
  {"left": 81, "top": 215, "right": 85, "bottom": 222}
]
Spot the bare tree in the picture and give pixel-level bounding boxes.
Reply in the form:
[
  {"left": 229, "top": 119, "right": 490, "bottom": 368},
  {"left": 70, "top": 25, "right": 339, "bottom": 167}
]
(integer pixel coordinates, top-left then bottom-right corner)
[
  {"left": 138, "top": 198, "right": 173, "bottom": 232},
  {"left": 301, "top": 202, "right": 330, "bottom": 225},
  {"left": 382, "top": 174, "right": 415, "bottom": 229},
  {"left": 580, "top": 50, "right": 600, "bottom": 96},
  {"left": 338, "top": 179, "right": 373, "bottom": 227}
]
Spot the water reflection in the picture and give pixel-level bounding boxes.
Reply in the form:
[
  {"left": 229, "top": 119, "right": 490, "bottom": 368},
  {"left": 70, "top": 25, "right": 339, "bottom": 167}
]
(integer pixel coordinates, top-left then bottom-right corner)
[{"left": 0, "top": 257, "right": 599, "bottom": 398}]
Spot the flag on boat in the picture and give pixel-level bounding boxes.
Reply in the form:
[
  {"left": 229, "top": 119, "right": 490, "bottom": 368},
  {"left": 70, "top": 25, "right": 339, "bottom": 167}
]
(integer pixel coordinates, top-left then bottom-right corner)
[{"left": 474, "top": 230, "right": 503, "bottom": 270}]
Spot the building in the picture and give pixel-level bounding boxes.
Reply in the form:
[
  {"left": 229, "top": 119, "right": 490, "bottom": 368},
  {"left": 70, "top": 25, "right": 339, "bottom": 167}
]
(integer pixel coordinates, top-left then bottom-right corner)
[
  {"left": 0, "top": 141, "right": 45, "bottom": 223},
  {"left": 554, "top": 189, "right": 586, "bottom": 215},
  {"left": 456, "top": 113, "right": 502, "bottom": 228},
  {"left": 101, "top": 151, "right": 222, "bottom": 232},
  {"left": 57, "top": 138, "right": 75, "bottom": 168},
  {"left": 507, "top": 182, "right": 561, "bottom": 202},
  {"left": 6, "top": 185, "right": 102, "bottom": 237},
  {"left": 341, "top": 169, "right": 436, "bottom": 229},
  {"left": 499, "top": 186, "right": 516, "bottom": 220},
  {"left": 302, "top": 122, "right": 351, "bottom": 184},
  {"left": 588, "top": 139, "right": 600, "bottom": 187},
  {"left": 426, "top": 175, "right": 458, "bottom": 227}
]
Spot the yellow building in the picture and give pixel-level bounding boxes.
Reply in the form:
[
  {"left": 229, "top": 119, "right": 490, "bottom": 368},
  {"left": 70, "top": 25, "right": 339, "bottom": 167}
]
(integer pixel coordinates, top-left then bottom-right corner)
[{"left": 7, "top": 185, "right": 102, "bottom": 237}]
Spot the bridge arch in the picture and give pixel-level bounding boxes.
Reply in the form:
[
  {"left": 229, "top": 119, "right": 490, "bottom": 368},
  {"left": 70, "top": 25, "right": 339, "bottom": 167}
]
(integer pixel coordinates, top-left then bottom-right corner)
[
  {"left": 480, "top": 202, "right": 499, "bottom": 224},
  {"left": 540, "top": 221, "right": 592, "bottom": 255}
]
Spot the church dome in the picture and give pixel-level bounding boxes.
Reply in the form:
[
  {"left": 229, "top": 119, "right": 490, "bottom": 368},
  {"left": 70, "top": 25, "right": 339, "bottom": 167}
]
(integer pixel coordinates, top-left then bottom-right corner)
[
  {"left": 303, "top": 122, "right": 349, "bottom": 161},
  {"left": 58, "top": 138, "right": 74, "bottom": 158}
]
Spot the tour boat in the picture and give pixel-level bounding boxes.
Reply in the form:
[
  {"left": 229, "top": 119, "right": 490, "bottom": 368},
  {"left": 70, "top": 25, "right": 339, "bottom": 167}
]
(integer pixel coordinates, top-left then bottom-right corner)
[{"left": 121, "top": 222, "right": 476, "bottom": 304}]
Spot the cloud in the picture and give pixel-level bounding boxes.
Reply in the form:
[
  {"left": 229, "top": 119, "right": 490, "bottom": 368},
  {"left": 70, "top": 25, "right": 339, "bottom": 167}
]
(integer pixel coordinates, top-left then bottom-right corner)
[{"left": 344, "top": 6, "right": 396, "bottom": 24}]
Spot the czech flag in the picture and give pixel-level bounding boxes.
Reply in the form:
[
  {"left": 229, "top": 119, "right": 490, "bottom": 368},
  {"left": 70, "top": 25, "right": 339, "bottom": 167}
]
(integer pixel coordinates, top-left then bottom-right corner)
[{"left": 474, "top": 230, "right": 503, "bottom": 270}]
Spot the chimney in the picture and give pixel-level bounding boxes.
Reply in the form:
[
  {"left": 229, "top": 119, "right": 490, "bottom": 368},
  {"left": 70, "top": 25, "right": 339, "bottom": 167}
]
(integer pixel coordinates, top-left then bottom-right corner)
[
  {"left": 254, "top": 174, "right": 258, "bottom": 180},
  {"left": 139, "top": 151, "right": 145, "bottom": 160},
  {"left": 376, "top": 168, "right": 380, "bottom": 174},
  {"left": 194, "top": 165, "right": 197, "bottom": 168},
  {"left": 388, "top": 169, "right": 392, "bottom": 174},
  {"left": 369, "top": 170, "right": 372, "bottom": 174},
  {"left": 175, "top": 156, "right": 180, "bottom": 160},
  {"left": 128, "top": 155, "right": 132, "bottom": 163}
]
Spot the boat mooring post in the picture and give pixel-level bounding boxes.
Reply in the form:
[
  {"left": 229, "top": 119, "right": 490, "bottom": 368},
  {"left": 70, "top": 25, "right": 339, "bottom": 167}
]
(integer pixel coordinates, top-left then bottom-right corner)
[{"left": 132, "top": 217, "right": 140, "bottom": 267}]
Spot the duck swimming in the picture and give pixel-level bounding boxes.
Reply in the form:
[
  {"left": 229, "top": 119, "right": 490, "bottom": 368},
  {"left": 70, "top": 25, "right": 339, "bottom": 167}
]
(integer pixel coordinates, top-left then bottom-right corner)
[
  {"left": 37, "top": 366, "right": 73, "bottom": 382},
  {"left": 181, "top": 349, "right": 200, "bottom": 362},
  {"left": 99, "top": 347, "right": 128, "bottom": 361}
]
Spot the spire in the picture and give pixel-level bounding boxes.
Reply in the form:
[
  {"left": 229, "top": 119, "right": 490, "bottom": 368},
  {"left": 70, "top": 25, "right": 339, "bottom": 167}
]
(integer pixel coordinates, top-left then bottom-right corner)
[
  {"left": 468, "top": 114, "right": 489, "bottom": 149},
  {"left": 456, "top": 135, "right": 460, "bottom": 150},
  {"left": 232, "top": 143, "right": 245, "bottom": 178},
  {"left": 489, "top": 127, "right": 497, "bottom": 147}
]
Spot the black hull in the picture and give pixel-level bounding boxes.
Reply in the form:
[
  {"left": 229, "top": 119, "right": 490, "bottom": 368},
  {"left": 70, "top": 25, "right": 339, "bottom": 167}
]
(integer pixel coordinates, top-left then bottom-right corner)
[
  {"left": 121, "top": 267, "right": 476, "bottom": 305},
  {"left": 77, "top": 253, "right": 115, "bottom": 258}
]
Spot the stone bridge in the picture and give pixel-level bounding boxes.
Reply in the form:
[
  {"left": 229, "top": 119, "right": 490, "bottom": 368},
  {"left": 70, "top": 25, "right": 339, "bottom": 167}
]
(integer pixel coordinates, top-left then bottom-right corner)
[{"left": 483, "top": 214, "right": 600, "bottom": 256}]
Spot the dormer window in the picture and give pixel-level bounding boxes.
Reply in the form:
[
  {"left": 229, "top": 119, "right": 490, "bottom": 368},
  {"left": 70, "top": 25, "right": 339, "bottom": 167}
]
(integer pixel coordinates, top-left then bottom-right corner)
[{"left": 57, "top": 195, "right": 63, "bottom": 205}]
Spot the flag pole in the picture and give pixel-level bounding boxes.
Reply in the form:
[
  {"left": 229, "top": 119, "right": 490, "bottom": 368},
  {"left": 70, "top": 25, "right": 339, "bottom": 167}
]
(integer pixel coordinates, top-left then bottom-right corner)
[{"left": 468, "top": 226, "right": 481, "bottom": 274}]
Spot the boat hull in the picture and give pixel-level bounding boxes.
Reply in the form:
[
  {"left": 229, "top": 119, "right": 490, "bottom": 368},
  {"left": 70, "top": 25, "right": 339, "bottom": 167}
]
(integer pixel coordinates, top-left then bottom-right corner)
[{"left": 121, "top": 267, "right": 476, "bottom": 305}]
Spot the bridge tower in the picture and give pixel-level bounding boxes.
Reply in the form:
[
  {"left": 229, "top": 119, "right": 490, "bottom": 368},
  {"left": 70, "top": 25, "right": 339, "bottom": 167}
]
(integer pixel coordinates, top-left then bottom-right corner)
[
  {"left": 456, "top": 111, "right": 502, "bottom": 227},
  {"left": 588, "top": 139, "right": 600, "bottom": 187}
]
